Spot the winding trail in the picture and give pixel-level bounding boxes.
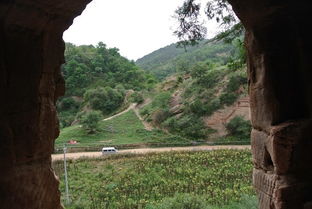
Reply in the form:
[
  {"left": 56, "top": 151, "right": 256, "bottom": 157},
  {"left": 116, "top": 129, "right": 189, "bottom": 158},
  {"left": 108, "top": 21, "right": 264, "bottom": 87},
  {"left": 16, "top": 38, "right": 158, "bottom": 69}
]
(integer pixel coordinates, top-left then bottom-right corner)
[
  {"left": 102, "top": 101, "right": 153, "bottom": 130},
  {"left": 51, "top": 145, "right": 250, "bottom": 161},
  {"left": 133, "top": 106, "right": 154, "bottom": 131},
  {"left": 102, "top": 103, "right": 137, "bottom": 121}
]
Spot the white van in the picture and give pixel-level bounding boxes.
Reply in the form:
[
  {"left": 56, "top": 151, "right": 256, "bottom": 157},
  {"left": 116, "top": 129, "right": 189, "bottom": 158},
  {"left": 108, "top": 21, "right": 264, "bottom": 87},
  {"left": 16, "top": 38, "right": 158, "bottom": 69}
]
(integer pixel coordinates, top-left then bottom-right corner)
[{"left": 102, "top": 147, "right": 118, "bottom": 155}]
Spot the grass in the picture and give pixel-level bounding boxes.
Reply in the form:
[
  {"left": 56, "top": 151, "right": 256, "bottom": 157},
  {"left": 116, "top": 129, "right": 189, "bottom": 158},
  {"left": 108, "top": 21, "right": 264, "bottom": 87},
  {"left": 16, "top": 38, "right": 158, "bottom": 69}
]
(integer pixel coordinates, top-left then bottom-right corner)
[
  {"left": 56, "top": 110, "right": 190, "bottom": 148},
  {"left": 53, "top": 149, "right": 257, "bottom": 209}
]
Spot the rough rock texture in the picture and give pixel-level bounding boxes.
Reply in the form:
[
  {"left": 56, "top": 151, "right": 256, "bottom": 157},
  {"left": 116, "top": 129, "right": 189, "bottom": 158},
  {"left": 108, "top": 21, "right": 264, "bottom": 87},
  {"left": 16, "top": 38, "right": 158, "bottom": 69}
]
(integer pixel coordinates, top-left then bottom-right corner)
[
  {"left": 1, "top": 0, "right": 312, "bottom": 209},
  {"left": 0, "top": 0, "right": 90, "bottom": 208},
  {"left": 228, "top": 0, "right": 312, "bottom": 208}
]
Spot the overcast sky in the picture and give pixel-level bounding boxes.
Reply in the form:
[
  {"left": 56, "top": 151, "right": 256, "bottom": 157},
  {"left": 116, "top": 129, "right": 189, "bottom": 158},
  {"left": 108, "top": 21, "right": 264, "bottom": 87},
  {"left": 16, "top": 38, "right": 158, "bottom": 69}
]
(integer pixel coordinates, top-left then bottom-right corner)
[{"left": 63, "top": 0, "right": 219, "bottom": 61}]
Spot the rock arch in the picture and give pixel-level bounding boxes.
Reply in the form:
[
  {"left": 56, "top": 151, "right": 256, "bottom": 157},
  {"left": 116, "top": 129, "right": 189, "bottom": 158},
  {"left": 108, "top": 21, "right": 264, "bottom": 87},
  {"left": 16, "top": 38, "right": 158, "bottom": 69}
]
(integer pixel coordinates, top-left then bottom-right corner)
[
  {"left": 0, "top": 1, "right": 91, "bottom": 208},
  {"left": 0, "top": 0, "right": 311, "bottom": 208}
]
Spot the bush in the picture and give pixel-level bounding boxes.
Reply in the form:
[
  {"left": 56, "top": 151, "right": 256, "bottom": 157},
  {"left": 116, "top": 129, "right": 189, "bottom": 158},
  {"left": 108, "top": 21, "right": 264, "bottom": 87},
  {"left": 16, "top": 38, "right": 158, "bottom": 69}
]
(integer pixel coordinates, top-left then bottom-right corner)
[
  {"left": 225, "top": 116, "right": 251, "bottom": 140},
  {"left": 146, "top": 193, "right": 258, "bottom": 209},
  {"left": 163, "top": 115, "right": 210, "bottom": 139},
  {"left": 129, "top": 91, "right": 144, "bottom": 104},
  {"left": 152, "top": 92, "right": 171, "bottom": 109},
  {"left": 80, "top": 110, "right": 102, "bottom": 134},
  {"left": 152, "top": 109, "right": 170, "bottom": 125},
  {"left": 58, "top": 97, "right": 80, "bottom": 111},
  {"left": 220, "top": 92, "right": 238, "bottom": 106},
  {"left": 187, "top": 98, "right": 221, "bottom": 117},
  {"left": 226, "top": 74, "right": 247, "bottom": 93},
  {"left": 58, "top": 111, "right": 76, "bottom": 128},
  {"left": 194, "top": 68, "right": 224, "bottom": 88},
  {"left": 188, "top": 99, "right": 207, "bottom": 116},
  {"left": 219, "top": 72, "right": 247, "bottom": 106},
  {"left": 140, "top": 108, "right": 150, "bottom": 117},
  {"left": 146, "top": 193, "right": 210, "bottom": 209},
  {"left": 84, "top": 87, "right": 124, "bottom": 115},
  {"left": 57, "top": 97, "right": 81, "bottom": 128}
]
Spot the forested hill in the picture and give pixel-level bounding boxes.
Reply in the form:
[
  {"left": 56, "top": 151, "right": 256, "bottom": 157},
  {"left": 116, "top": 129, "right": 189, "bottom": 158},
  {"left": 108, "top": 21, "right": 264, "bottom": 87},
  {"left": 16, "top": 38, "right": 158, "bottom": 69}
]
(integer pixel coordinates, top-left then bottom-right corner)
[
  {"left": 57, "top": 42, "right": 156, "bottom": 128},
  {"left": 63, "top": 42, "right": 155, "bottom": 97},
  {"left": 136, "top": 39, "right": 236, "bottom": 79}
]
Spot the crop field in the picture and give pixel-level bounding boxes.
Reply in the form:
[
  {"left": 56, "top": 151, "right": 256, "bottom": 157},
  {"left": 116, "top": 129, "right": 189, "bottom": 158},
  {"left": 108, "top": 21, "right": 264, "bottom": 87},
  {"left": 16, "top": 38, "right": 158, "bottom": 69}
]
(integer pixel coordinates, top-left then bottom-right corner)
[{"left": 53, "top": 149, "right": 257, "bottom": 209}]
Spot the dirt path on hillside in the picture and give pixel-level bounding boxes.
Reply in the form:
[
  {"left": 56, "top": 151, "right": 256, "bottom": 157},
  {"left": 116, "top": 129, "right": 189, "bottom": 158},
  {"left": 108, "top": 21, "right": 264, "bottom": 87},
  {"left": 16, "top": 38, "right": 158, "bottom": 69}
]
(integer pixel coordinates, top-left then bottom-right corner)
[
  {"left": 102, "top": 103, "right": 137, "bottom": 121},
  {"left": 52, "top": 145, "right": 250, "bottom": 161},
  {"left": 133, "top": 107, "right": 154, "bottom": 131},
  {"left": 102, "top": 100, "right": 154, "bottom": 131}
]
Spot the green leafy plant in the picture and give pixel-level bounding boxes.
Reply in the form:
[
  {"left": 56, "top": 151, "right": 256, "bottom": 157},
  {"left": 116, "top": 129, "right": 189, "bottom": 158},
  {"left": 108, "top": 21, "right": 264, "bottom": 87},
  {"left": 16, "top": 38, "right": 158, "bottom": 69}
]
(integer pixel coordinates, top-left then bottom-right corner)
[
  {"left": 54, "top": 150, "right": 255, "bottom": 209},
  {"left": 80, "top": 110, "right": 102, "bottom": 134},
  {"left": 129, "top": 91, "right": 144, "bottom": 104},
  {"left": 225, "top": 116, "right": 251, "bottom": 140},
  {"left": 84, "top": 87, "right": 124, "bottom": 115}
]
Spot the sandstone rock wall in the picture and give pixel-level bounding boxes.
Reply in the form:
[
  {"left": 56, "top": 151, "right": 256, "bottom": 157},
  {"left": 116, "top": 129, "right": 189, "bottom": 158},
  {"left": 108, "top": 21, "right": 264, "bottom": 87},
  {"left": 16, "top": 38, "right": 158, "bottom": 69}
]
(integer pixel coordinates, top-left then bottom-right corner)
[
  {"left": 1, "top": 0, "right": 312, "bottom": 209},
  {"left": 0, "top": 0, "right": 90, "bottom": 208},
  {"left": 228, "top": 0, "right": 312, "bottom": 208}
]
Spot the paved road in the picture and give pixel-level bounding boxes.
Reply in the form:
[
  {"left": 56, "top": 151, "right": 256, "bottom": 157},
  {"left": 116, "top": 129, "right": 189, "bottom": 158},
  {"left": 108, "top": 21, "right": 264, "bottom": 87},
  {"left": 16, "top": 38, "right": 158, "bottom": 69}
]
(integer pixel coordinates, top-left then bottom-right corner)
[{"left": 51, "top": 145, "right": 250, "bottom": 161}]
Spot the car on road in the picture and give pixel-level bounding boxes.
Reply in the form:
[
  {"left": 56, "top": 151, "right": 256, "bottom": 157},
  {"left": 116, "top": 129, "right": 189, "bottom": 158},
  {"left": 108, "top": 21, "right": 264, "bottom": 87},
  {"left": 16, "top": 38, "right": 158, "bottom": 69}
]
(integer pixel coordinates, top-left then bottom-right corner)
[{"left": 102, "top": 147, "right": 118, "bottom": 155}]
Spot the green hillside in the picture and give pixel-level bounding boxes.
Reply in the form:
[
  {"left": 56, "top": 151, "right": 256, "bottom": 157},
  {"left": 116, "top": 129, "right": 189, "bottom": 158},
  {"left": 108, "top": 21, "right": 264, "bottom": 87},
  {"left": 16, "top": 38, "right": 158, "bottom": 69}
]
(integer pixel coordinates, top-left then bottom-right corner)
[
  {"left": 139, "top": 65, "right": 249, "bottom": 142},
  {"left": 137, "top": 37, "right": 250, "bottom": 142},
  {"left": 58, "top": 42, "right": 157, "bottom": 128},
  {"left": 136, "top": 39, "right": 236, "bottom": 79},
  {"left": 56, "top": 110, "right": 189, "bottom": 148},
  {"left": 56, "top": 37, "right": 250, "bottom": 148}
]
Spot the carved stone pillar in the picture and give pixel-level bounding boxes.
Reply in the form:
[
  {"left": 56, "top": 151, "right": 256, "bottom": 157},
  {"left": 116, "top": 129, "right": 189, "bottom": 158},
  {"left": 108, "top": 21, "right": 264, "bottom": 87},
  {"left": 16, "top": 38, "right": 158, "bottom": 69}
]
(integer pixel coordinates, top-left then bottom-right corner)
[
  {"left": 228, "top": 0, "right": 312, "bottom": 208},
  {"left": 0, "top": 1, "right": 90, "bottom": 208}
]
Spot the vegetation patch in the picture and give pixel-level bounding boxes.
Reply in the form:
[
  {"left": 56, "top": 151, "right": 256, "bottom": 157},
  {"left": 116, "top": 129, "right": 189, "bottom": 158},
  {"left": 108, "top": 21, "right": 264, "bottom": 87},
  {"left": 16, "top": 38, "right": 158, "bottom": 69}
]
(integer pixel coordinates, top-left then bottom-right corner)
[
  {"left": 53, "top": 149, "right": 256, "bottom": 209},
  {"left": 56, "top": 110, "right": 189, "bottom": 148},
  {"left": 57, "top": 42, "right": 156, "bottom": 128}
]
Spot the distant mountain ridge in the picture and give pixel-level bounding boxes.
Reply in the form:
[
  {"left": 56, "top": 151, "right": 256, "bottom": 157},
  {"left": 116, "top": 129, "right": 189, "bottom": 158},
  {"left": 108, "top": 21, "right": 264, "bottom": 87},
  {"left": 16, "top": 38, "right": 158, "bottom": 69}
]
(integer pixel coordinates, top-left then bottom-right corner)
[{"left": 136, "top": 39, "right": 235, "bottom": 79}]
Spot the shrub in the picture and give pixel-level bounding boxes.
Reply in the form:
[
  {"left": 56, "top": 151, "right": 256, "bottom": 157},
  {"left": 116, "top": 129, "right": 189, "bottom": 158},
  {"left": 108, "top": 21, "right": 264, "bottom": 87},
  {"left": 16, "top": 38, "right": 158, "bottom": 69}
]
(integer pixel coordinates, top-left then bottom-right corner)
[
  {"left": 140, "top": 108, "right": 150, "bottom": 117},
  {"left": 58, "top": 97, "right": 80, "bottom": 111},
  {"left": 84, "top": 87, "right": 124, "bottom": 115},
  {"left": 152, "top": 92, "right": 171, "bottom": 109},
  {"left": 225, "top": 116, "right": 251, "bottom": 140},
  {"left": 80, "top": 110, "right": 102, "bottom": 134},
  {"left": 220, "top": 195, "right": 258, "bottom": 209},
  {"left": 187, "top": 98, "right": 221, "bottom": 117},
  {"left": 226, "top": 74, "right": 247, "bottom": 93},
  {"left": 194, "top": 69, "right": 224, "bottom": 88},
  {"left": 58, "top": 111, "right": 76, "bottom": 128},
  {"left": 146, "top": 193, "right": 210, "bottom": 209},
  {"left": 57, "top": 97, "right": 81, "bottom": 128},
  {"left": 220, "top": 92, "right": 238, "bottom": 106},
  {"left": 219, "top": 72, "right": 247, "bottom": 106},
  {"left": 129, "top": 91, "right": 144, "bottom": 104},
  {"left": 152, "top": 109, "right": 170, "bottom": 125},
  {"left": 163, "top": 115, "right": 210, "bottom": 139}
]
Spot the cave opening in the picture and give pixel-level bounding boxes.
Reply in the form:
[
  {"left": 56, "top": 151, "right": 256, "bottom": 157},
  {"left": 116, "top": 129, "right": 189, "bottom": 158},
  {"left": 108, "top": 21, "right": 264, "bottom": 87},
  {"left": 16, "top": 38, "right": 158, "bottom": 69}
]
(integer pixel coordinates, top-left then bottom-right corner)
[{"left": 1, "top": 0, "right": 312, "bottom": 209}]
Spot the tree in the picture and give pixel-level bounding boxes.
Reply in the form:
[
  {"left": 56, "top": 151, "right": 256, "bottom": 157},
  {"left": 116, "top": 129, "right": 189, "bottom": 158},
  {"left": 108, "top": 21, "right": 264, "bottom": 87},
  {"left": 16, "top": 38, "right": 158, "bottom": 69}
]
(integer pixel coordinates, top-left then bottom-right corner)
[
  {"left": 80, "top": 110, "right": 102, "bottom": 134},
  {"left": 84, "top": 87, "right": 124, "bottom": 115},
  {"left": 129, "top": 92, "right": 144, "bottom": 104},
  {"left": 174, "top": 0, "right": 244, "bottom": 46},
  {"left": 225, "top": 116, "right": 251, "bottom": 140}
]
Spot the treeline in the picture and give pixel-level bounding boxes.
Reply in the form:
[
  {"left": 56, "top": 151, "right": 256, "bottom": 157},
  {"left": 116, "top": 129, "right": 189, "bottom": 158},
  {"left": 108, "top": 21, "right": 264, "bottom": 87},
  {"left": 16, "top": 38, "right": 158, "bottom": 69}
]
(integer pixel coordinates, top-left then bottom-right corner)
[
  {"left": 136, "top": 39, "right": 238, "bottom": 79},
  {"left": 57, "top": 42, "right": 156, "bottom": 128},
  {"left": 63, "top": 42, "right": 155, "bottom": 96}
]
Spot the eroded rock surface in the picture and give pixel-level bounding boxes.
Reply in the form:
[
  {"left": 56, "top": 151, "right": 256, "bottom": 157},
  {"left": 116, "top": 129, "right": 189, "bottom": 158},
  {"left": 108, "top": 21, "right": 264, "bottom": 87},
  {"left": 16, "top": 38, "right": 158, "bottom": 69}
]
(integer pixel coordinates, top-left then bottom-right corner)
[
  {"left": 0, "top": 0, "right": 90, "bottom": 208},
  {"left": 1, "top": 0, "right": 312, "bottom": 209},
  {"left": 228, "top": 0, "right": 312, "bottom": 208}
]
